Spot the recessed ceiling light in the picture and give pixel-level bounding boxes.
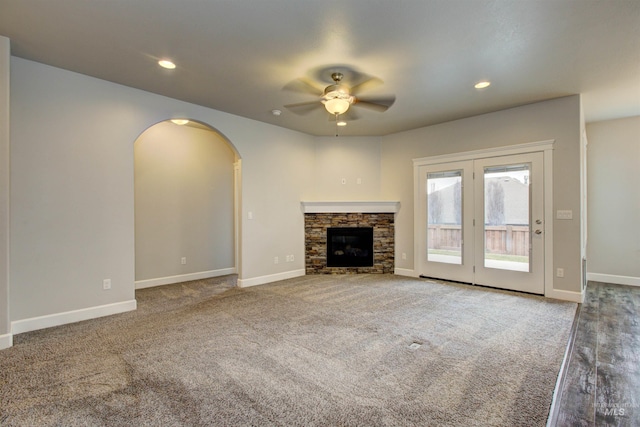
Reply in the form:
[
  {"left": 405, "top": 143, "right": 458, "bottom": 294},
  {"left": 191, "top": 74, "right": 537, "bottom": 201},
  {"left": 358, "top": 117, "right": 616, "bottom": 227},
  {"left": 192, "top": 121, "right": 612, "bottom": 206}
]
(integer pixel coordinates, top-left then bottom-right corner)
[
  {"left": 337, "top": 121, "right": 347, "bottom": 127},
  {"left": 158, "top": 59, "right": 176, "bottom": 69},
  {"left": 171, "top": 119, "right": 189, "bottom": 125},
  {"left": 474, "top": 81, "right": 491, "bottom": 89}
]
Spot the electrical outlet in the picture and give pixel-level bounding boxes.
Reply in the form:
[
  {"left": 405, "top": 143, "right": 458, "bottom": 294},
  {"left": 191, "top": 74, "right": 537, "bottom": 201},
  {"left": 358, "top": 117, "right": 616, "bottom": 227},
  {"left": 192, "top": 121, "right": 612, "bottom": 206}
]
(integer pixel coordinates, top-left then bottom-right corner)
[
  {"left": 181, "top": 257, "right": 187, "bottom": 265},
  {"left": 290, "top": 254, "right": 294, "bottom": 262},
  {"left": 274, "top": 256, "right": 279, "bottom": 264},
  {"left": 341, "top": 178, "right": 347, "bottom": 185},
  {"left": 103, "top": 279, "right": 111, "bottom": 290},
  {"left": 556, "top": 268, "right": 564, "bottom": 278}
]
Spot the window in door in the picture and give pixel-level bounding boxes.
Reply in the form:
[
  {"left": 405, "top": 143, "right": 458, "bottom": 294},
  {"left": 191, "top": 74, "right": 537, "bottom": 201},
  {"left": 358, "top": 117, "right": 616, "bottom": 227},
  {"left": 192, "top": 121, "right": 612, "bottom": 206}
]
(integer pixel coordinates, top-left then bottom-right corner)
[
  {"left": 482, "top": 164, "right": 530, "bottom": 272},
  {"left": 427, "top": 170, "right": 463, "bottom": 265}
]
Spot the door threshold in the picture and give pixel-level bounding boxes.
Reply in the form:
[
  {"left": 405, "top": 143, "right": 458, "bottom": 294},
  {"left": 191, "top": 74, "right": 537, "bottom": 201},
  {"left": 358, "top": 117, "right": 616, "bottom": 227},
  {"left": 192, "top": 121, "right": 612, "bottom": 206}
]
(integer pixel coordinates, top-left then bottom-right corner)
[
  {"left": 420, "top": 275, "right": 544, "bottom": 297},
  {"left": 419, "top": 275, "right": 472, "bottom": 286}
]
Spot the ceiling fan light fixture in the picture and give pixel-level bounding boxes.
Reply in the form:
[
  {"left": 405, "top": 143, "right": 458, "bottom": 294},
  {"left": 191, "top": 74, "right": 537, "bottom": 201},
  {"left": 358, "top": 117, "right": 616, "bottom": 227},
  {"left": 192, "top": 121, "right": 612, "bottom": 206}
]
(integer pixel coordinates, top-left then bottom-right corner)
[
  {"left": 322, "top": 74, "right": 353, "bottom": 115},
  {"left": 171, "top": 119, "right": 189, "bottom": 125},
  {"left": 323, "top": 98, "right": 351, "bottom": 115},
  {"left": 158, "top": 59, "right": 176, "bottom": 69},
  {"left": 474, "top": 80, "right": 491, "bottom": 89}
]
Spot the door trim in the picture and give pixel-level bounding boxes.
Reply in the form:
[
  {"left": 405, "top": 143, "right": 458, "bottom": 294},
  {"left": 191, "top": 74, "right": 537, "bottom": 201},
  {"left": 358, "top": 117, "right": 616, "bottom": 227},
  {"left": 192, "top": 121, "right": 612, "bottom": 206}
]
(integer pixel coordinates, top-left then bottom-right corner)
[{"left": 413, "top": 140, "right": 555, "bottom": 297}]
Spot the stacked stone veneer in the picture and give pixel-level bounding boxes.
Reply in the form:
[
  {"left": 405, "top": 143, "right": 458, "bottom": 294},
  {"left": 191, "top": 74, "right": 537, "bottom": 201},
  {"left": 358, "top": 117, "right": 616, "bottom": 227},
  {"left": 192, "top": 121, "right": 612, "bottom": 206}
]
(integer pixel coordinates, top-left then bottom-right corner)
[{"left": 305, "top": 213, "right": 394, "bottom": 274}]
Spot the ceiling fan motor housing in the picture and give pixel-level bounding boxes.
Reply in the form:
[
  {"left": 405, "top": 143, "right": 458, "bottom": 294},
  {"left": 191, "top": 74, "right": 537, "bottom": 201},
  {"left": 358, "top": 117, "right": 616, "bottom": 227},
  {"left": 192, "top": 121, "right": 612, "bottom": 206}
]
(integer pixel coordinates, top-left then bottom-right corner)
[{"left": 323, "top": 83, "right": 351, "bottom": 99}]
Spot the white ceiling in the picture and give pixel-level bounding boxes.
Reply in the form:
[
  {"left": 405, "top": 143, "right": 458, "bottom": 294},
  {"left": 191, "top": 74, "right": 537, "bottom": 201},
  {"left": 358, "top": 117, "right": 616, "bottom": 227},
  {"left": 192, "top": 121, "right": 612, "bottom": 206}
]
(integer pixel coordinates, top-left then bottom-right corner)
[{"left": 1, "top": 0, "right": 638, "bottom": 136}]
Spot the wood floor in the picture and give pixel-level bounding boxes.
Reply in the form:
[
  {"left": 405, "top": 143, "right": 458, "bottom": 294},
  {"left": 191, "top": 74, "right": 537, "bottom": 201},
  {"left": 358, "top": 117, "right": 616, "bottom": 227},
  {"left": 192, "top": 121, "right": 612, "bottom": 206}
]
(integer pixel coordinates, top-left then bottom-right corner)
[{"left": 551, "top": 281, "right": 640, "bottom": 427}]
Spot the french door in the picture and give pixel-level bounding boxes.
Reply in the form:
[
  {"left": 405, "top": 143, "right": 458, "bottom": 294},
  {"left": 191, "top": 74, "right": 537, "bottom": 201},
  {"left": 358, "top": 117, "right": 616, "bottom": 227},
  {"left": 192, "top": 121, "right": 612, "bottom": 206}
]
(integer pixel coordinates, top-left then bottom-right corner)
[{"left": 417, "top": 152, "right": 545, "bottom": 294}]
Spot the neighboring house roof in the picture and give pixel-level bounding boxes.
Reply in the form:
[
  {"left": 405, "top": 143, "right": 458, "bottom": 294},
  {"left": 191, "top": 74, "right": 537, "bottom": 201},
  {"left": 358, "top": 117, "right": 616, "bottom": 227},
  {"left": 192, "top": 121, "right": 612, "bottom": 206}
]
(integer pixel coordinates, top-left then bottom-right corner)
[{"left": 430, "top": 177, "right": 529, "bottom": 225}]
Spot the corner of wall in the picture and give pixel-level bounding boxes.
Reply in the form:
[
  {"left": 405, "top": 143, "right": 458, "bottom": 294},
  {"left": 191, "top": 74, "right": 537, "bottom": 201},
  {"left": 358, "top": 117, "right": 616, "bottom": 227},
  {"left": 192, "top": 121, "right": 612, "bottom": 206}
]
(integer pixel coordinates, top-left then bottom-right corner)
[{"left": 0, "top": 36, "right": 11, "bottom": 347}]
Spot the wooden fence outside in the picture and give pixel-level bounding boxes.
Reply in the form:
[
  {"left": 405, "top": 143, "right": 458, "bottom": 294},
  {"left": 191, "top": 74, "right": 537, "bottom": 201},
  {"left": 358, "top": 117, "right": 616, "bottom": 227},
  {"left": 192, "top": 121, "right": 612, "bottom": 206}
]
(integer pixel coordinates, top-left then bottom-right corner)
[{"left": 428, "top": 224, "right": 530, "bottom": 256}]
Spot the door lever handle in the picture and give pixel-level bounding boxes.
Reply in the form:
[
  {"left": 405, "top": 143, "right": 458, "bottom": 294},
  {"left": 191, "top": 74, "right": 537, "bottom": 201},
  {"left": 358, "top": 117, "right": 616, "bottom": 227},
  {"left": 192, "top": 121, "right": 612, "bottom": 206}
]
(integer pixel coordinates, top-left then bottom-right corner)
[{"left": 534, "top": 229, "right": 542, "bottom": 235}]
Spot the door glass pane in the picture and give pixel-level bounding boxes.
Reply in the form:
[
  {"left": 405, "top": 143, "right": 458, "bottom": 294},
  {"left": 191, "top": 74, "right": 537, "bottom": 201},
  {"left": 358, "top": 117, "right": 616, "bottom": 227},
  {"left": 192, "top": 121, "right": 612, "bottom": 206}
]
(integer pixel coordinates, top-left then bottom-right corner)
[
  {"left": 483, "top": 164, "right": 530, "bottom": 271},
  {"left": 427, "top": 170, "right": 462, "bottom": 264}
]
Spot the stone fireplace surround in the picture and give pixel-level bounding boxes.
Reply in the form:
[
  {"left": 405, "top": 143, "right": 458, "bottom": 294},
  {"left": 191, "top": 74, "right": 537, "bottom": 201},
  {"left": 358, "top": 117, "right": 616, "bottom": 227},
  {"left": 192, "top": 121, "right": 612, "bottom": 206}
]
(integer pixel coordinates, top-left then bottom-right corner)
[{"left": 302, "top": 201, "right": 399, "bottom": 274}]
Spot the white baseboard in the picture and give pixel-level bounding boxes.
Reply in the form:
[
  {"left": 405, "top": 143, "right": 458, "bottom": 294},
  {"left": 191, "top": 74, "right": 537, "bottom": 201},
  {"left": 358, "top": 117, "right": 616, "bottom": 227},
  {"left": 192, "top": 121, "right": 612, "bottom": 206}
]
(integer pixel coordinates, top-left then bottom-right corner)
[
  {"left": 0, "top": 332, "right": 12, "bottom": 350},
  {"left": 238, "top": 269, "right": 305, "bottom": 288},
  {"left": 545, "top": 288, "right": 584, "bottom": 303},
  {"left": 587, "top": 272, "right": 640, "bottom": 287},
  {"left": 135, "top": 268, "right": 236, "bottom": 290},
  {"left": 11, "top": 299, "right": 137, "bottom": 335},
  {"left": 394, "top": 268, "right": 419, "bottom": 278}
]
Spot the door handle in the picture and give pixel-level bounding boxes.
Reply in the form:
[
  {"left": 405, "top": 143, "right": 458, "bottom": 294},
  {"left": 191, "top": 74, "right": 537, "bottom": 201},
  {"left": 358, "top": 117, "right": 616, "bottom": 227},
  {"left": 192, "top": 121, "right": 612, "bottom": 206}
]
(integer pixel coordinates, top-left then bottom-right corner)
[
  {"left": 536, "top": 219, "right": 542, "bottom": 225},
  {"left": 534, "top": 229, "right": 542, "bottom": 235}
]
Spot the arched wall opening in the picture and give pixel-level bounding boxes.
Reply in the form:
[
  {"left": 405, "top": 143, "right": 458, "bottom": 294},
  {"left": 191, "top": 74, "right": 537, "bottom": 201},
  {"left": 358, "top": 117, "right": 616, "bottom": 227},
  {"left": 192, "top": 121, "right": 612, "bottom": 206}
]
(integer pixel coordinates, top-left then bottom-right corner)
[{"left": 133, "top": 119, "right": 241, "bottom": 289}]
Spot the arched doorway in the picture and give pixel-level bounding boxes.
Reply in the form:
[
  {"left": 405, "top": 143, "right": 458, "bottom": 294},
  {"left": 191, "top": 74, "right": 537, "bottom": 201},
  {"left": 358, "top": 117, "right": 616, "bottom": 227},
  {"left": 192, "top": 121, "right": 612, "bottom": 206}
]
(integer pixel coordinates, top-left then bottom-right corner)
[{"left": 133, "top": 119, "right": 240, "bottom": 288}]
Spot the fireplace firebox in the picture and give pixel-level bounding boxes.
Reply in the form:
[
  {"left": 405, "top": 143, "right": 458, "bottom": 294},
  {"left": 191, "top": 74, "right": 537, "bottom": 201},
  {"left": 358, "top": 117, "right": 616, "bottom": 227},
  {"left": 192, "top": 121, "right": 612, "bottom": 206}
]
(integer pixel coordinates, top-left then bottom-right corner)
[{"left": 326, "top": 227, "right": 374, "bottom": 267}]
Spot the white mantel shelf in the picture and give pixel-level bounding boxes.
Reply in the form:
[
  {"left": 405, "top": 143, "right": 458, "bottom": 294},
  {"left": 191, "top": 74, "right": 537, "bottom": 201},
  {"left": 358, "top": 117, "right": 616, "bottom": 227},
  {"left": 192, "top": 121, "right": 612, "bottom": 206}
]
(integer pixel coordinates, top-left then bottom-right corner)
[{"left": 301, "top": 201, "right": 400, "bottom": 214}]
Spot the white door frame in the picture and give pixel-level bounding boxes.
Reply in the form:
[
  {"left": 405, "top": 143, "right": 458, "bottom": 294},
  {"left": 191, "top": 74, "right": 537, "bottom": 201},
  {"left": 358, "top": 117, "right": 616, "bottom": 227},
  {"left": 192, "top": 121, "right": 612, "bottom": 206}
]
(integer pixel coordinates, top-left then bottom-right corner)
[{"left": 413, "top": 140, "right": 555, "bottom": 297}]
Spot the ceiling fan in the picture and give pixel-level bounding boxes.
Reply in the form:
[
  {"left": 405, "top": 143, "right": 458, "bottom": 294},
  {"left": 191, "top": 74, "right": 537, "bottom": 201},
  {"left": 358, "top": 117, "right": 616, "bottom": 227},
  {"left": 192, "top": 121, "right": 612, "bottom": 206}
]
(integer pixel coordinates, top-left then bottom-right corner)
[{"left": 284, "top": 70, "right": 396, "bottom": 122}]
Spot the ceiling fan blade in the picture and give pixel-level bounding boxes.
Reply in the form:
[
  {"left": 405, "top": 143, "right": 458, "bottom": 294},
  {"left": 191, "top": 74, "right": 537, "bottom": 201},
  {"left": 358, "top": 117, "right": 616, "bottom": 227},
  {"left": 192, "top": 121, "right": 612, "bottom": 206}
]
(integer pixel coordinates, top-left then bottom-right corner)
[
  {"left": 284, "top": 100, "right": 322, "bottom": 115},
  {"left": 353, "top": 95, "right": 396, "bottom": 112},
  {"left": 350, "top": 77, "right": 383, "bottom": 95},
  {"left": 283, "top": 77, "right": 324, "bottom": 96}
]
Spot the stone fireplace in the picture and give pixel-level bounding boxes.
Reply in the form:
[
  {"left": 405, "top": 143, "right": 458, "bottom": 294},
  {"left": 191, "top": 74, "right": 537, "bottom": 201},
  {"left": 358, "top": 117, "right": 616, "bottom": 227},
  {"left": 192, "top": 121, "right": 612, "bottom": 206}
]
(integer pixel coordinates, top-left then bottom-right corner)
[{"left": 302, "top": 201, "right": 399, "bottom": 274}]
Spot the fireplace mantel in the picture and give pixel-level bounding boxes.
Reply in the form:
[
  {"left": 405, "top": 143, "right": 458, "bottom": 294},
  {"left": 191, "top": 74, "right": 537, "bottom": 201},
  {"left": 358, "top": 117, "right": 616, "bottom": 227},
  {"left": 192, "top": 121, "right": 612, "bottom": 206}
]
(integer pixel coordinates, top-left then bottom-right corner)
[{"left": 301, "top": 201, "right": 400, "bottom": 214}]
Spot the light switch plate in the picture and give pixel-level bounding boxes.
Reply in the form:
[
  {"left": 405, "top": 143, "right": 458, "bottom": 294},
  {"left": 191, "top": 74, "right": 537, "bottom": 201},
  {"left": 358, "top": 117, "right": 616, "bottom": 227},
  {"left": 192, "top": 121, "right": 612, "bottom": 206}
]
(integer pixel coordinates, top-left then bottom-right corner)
[{"left": 556, "top": 210, "right": 573, "bottom": 220}]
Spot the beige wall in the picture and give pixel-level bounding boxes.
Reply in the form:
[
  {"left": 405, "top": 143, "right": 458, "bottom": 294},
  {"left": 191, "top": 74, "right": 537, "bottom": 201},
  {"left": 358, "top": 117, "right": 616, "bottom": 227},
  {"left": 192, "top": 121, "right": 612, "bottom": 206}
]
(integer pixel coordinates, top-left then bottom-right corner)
[
  {"left": 9, "top": 57, "right": 315, "bottom": 323},
  {"left": 312, "top": 136, "right": 382, "bottom": 201},
  {"left": 380, "top": 96, "right": 583, "bottom": 294},
  {"left": 134, "top": 121, "right": 237, "bottom": 282},
  {"left": 586, "top": 116, "right": 640, "bottom": 282},
  {"left": 237, "top": 125, "right": 314, "bottom": 283}
]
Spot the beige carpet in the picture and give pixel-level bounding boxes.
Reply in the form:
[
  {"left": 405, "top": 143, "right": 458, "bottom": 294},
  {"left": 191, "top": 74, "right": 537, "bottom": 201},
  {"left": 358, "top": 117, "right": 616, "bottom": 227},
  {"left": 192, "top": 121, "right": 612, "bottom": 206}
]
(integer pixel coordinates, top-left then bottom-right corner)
[{"left": 0, "top": 274, "right": 576, "bottom": 426}]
